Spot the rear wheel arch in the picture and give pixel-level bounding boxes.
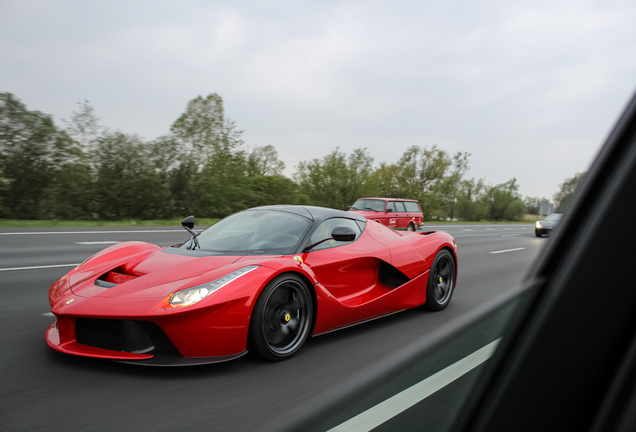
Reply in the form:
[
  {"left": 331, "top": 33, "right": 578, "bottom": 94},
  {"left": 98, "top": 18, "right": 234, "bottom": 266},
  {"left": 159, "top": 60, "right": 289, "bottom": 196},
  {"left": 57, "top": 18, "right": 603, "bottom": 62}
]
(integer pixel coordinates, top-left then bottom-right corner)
[{"left": 441, "top": 245, "right": 458, "bottom": 279}]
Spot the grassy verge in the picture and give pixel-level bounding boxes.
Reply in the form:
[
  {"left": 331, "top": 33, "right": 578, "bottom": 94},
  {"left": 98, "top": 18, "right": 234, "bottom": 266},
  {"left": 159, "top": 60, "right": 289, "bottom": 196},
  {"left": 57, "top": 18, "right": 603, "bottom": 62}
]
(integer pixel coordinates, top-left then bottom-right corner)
[{"left": 0, "top": 218, "right": 221, "bottom": 228}]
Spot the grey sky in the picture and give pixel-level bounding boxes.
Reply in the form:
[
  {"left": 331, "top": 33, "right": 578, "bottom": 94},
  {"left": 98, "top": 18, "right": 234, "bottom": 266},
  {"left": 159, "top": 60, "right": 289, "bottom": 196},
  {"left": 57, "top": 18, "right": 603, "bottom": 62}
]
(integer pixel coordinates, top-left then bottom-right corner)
[{"left": 2, "top": 0, "right": 635, "bottom": 199}]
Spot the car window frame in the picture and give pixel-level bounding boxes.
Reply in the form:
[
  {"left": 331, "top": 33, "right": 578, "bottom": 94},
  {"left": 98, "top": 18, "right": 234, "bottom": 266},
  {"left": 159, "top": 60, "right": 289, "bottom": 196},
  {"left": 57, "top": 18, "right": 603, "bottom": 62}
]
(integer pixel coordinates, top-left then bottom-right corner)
[{"left": 304, "top": 217, "right": 365, "bottom": 252}]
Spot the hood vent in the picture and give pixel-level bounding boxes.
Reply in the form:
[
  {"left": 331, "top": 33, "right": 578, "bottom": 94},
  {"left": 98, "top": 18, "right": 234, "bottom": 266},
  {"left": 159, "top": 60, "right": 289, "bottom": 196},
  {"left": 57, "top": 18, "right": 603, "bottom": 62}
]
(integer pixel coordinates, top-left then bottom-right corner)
[{"left": 95, "top": 267, "right": 139, "bottom": 289}]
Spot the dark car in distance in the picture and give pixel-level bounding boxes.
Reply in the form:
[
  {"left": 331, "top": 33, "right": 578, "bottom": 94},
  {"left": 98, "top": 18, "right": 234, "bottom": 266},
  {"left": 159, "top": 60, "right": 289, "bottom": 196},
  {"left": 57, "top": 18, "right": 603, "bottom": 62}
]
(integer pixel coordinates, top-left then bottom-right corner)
[{"left": 535, "top": 213, "right": 562, "bottom": 237}]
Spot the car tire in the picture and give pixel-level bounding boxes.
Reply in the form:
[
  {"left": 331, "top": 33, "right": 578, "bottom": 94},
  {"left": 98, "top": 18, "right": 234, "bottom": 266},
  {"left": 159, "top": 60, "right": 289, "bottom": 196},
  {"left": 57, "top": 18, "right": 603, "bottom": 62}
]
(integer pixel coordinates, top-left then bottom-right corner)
[
  {"left": 425, "top": 249, "right": 456, "bottom": 311},
  {"left": 248, "top": 273, "right": 313, "bottom": 361},
  {"left": 407, "top": 223, "right": 416, "bottom": 231},
  {"left": 535, "top": 229, "right": 542, "bottom": 237}
]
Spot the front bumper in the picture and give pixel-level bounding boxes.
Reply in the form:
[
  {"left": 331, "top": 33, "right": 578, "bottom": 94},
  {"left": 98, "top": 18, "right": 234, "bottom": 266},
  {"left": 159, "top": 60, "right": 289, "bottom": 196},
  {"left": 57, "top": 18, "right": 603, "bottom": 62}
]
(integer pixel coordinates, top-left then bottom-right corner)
[{"left": 45, "top": 319, "right": 248, "bottom": 366}]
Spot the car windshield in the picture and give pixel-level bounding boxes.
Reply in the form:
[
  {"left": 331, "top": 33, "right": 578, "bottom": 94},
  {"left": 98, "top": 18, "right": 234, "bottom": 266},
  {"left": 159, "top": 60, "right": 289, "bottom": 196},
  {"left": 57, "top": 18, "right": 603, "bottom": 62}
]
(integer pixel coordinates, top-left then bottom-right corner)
[
  {"left": 545, "top": 213, "right": 562, "bottom": 221},
  {"left": 187, "top": 210, "right": 311, "bottom": 255},
  {"left": 351, "top": 199, "right": 385, "bottom": 212}
]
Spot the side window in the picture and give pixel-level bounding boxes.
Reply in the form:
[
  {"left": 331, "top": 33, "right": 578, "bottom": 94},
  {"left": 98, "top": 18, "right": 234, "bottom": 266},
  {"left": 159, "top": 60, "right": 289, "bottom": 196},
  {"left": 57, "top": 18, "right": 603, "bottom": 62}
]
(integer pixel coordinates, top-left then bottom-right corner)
[
  {"left": 310, "top": 218, "right": 362, "bottom": 251},
  {"left": 394, "top": 202, "right": 406, "bottom": 212},
  {"left": 386, "top": 202, "right": 395, "bottom": 212},
  {"left": 404, "top": 202, "right": 420, "bottom": 212}
]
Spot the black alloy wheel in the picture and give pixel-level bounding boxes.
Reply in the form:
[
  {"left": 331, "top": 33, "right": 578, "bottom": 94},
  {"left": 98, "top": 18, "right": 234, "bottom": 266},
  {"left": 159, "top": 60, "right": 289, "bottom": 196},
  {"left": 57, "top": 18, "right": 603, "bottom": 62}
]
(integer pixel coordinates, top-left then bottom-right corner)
[
  {"left": 425, "top": 249, "right": 456, "bottom": 311},
  {"left": 248, "top": 273, "right": 313, "bottom": 361},
  {"left": 407, "top": 223, "right": 416, "bottom": 231},
  {"left": 535, "top": 229, "right": 543, "bottom": 237}
]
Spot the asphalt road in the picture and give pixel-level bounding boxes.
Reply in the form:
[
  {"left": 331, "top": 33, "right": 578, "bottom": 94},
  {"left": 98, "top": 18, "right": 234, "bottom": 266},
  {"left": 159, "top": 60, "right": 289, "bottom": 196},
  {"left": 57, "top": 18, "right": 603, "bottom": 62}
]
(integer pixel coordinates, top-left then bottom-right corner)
[{"left": 0, "top": 223, "right": 545, "bottom": 431}]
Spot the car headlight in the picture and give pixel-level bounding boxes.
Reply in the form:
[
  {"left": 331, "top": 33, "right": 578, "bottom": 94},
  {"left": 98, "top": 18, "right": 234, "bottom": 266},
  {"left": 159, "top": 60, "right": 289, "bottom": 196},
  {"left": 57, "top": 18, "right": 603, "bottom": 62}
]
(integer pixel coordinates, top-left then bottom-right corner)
[
  {"left": 169, "top": 265, "right": 259, "bottom": 307},
  {"left": 536, "top": 221, "right": 542, "bottom": 228}
]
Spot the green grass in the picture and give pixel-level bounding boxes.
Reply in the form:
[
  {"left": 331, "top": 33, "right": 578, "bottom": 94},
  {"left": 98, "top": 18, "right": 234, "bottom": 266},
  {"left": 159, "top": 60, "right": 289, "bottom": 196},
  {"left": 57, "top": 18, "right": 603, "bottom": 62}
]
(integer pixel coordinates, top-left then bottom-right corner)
[{"left": 0, "top": 218, "right": 221, "bottom": 228}]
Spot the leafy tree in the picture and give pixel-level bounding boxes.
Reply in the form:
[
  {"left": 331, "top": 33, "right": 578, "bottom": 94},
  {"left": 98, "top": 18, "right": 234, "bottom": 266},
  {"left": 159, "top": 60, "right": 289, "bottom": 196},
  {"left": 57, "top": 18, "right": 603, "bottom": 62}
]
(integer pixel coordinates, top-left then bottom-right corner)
[
  {"left": 455, "top": 178, "right": 488, "bottom": 221},
  {"left": 63, "top": 100, "right": 103, "bottom": 153},
  {"left": 247, "top": 145, "right": 285, "bottom": 176},
  {"left": 246, "top": 175, "right": 305, "bottom": 207},
  {"left": 193, "top": 147, "right": 248, "bottom": 217},
  {"left": 93, "top": 132, "right": 171, "bottom": 219},
  {"left": 524, "top": 196, "right": 550, "bottom": 215},
  {"left": 435, "top": 151, "right": 470, "bottom": 220},
  {"left": 170, "top": 94, "right": 248, "bottom": 217},
  {"left": 554, "top": 172, "right": 585, "bottom": 212},
  {"left": 295, "top": 148, "right": 374, "bottom": 210},
  {"left": 0, "top": 92, "right": 69, "bottom": 218},
  {"left": 482, "top": 178, "right": 525, "bottom": 221}
]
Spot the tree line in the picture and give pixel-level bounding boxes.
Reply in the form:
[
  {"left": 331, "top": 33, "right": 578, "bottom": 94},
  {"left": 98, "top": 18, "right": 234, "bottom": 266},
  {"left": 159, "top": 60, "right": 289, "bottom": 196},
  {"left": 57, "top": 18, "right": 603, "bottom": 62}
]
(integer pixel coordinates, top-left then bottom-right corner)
[{"left": 0, "top": 91, "right": 581, "bottom": 222}]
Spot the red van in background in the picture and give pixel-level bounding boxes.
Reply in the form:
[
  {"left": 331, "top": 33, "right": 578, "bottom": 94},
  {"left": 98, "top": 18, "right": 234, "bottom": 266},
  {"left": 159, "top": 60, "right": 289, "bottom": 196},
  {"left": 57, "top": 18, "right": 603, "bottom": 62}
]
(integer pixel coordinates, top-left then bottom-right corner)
[{"left": 348, "top": 197, "right": 423, "bottom": 231}]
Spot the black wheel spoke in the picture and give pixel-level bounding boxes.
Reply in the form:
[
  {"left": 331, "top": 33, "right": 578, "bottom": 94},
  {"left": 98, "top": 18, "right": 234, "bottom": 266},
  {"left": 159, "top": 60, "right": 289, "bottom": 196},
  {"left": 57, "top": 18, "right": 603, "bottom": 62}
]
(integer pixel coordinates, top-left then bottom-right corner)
[
  {"left": 438, "top": 260, "right": 448, "bottom": 276},
  {"left": 257, "top": 278, "right": 312, "bottom": 357},
  {"left": 288, "top": 293, "right": 302, "bottom": 310},
  {"left": 264, "top": 324, "right": 285, "bottom": 345},
  {"left": 268, "top": 288, "right": 288, "bottom": 306}
]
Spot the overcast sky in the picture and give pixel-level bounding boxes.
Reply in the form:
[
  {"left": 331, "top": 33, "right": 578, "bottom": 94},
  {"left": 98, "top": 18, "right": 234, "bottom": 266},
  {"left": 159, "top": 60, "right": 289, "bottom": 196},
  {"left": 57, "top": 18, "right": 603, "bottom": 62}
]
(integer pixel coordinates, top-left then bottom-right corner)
[{"left": 2, "top": 0, "right": 635, "bottom": 199}]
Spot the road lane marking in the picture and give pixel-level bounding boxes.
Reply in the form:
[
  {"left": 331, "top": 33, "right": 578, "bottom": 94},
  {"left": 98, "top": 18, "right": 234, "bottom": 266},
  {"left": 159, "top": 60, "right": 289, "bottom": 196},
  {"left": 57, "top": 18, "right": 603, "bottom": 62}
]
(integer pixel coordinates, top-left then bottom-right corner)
[
  {"left": 42, "top": 312, "right": 54, "bottom": 317},
  {"left": 0, "top": 230, "right": 184, "bottom": 235},
  {"left": 486, "top": 229, "right": 495, "bottom": 231},
  {"left": 0, "top": 263, "right": 79, "bottom": 272},
  {"left": 501, "top": 234, "right": 520, "bottom": 237},
  {"left": 490, "top": 247, "right": 525, "bottom": 254},
  {"left": 75, "top": 241, "right": 120, "bottom": 245},
  {"left": 329, "top": 339, "right": 501, "bottom": 432},
  {"left": 463, "top": 229, "right": 474, "bottom": 231}
]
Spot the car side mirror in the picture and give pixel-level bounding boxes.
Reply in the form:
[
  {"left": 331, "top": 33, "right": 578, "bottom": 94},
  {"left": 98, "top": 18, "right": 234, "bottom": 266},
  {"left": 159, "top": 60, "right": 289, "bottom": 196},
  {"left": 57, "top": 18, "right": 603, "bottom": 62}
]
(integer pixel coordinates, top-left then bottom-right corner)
[
  {"left": 386, "top": 209, "right": 393, "bottom": 213},
  {"left": 181, "top": 215, "right": 195, "bottom": 230},
  {"left": 331, "top": 226, "right": 356, "bottom": 242}
]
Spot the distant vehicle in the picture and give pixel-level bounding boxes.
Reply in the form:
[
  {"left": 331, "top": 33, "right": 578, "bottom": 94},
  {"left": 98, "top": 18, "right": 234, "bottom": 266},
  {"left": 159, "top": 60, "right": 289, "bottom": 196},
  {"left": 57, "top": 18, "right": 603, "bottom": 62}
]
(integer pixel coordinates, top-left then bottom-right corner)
[
  {"left": 535, "top": 213, "right": 562, "bottom": 237},
  {"left": 45, "top": 205, "right": 457, "bottom": 365},
  {"left": 349, "top": 198, "right": 424, "bottom": 231}
]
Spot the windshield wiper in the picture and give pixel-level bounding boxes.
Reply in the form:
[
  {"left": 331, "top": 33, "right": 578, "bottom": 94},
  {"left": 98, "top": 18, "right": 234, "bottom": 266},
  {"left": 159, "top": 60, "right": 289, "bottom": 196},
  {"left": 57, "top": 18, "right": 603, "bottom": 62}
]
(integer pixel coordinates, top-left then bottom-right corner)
[{"left": 364, "top": 207, "right": 378, "bottom": 211}]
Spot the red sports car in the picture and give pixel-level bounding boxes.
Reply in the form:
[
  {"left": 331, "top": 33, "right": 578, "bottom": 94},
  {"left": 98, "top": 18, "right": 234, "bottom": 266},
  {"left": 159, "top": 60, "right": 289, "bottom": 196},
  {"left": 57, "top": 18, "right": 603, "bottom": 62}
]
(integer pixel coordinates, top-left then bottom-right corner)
[{"left": 46, "top": 205, "right": 458, "bottom": 365}]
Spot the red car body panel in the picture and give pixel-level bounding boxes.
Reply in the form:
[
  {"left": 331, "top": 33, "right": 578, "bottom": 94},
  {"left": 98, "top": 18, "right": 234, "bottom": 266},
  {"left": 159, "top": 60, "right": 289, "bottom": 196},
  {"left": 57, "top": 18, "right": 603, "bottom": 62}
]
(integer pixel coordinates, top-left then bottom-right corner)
[
  {"left": 349, "top": 197, "right": 424, "bottom": 229},
  {"left": 46, "top": 206, "right": 457, "bottom": 364}
]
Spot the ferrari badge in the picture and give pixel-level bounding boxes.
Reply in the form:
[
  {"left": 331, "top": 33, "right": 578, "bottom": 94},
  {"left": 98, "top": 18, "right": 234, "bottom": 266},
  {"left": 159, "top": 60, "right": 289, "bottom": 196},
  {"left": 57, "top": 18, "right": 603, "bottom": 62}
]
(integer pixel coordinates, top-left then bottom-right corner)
[
  {"left": 293, "top": 256, "right": 303, "bottom": 264},
  {"left": 65, "top": 298, "right": 75, "bottom": 305}
]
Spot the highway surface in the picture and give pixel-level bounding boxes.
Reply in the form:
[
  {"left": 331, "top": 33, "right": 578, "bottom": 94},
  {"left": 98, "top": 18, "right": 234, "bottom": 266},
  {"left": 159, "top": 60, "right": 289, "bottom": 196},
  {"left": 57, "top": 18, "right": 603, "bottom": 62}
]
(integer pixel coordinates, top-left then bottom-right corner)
[{"left": 0, "top": 224, "right": 544, "bottom": 431}]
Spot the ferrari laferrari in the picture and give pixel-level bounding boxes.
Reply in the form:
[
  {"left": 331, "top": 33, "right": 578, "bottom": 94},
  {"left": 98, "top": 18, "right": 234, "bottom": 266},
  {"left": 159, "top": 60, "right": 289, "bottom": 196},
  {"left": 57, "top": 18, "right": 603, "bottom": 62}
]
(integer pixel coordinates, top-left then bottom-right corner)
[{"left": 46, "top": 205, "right": 458, "bottom": 365}]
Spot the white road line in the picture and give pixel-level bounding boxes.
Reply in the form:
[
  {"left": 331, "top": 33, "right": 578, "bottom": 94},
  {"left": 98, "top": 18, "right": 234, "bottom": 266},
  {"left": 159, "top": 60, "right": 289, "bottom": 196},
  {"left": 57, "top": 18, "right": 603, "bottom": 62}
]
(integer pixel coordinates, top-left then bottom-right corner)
[
  {"left": 490, "top": 247, "right": 525, "bottom": 254},
  {"left": 501, "top": 234, "right": 520, "bottom": 237},
  {"left": 42, "top": 312, "right": 55, "bottom": 317},
  {"left": 75, "top": 241, "right": 120, "bottom": 245},
  {"left": 0, "top": 263, "right": 79, "bottom": 272},
  {"left": 486, "top": 229, "right": 495, "bottom": 231},
  {"left": 463, "top": 229, "right": 474, "bottom": 231},
  {"left": 0, "top": 230, "right": 184, "bottom": 235},
  {"left": 329, "top": 339, "right": 501, "bottom": 432}
]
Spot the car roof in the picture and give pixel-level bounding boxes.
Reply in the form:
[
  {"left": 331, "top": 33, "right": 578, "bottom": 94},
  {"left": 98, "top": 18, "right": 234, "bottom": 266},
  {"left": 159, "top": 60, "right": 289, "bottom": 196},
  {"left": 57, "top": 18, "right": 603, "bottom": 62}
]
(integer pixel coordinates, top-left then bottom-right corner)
[{"left": 249, "top": 205, "right": 367, "bottom": 223}]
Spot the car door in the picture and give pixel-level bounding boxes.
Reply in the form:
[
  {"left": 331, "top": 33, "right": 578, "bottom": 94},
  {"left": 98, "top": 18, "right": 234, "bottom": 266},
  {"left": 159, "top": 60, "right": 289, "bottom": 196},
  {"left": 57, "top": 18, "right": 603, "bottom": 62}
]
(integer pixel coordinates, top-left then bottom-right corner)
[
  {"left": 393, "top": 201, "right": 408, "bottom": 229},
  {"left": 385, "top": 201, "right": 397, "bottom": 228},
  {"left": 303, "top": 218, "right": 390, "bottom": 302},
  {"left": 302, "top": 217, "right": 401, "bottom": 333}
]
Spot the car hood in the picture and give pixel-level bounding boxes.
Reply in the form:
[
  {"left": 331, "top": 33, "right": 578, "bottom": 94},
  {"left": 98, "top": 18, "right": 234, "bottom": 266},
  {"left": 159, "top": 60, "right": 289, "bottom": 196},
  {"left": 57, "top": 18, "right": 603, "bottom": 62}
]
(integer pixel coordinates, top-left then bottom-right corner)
[
  {"left": 539, "top": 220, "right": 559, "bottom": 228},
  {"left": 68, "top": 241, "right": 279, "bottom": 299}
]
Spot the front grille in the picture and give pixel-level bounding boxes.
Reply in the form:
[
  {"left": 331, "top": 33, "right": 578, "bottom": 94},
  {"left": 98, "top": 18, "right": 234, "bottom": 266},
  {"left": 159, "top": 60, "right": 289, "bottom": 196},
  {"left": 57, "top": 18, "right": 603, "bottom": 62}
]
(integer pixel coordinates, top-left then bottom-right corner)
[{"left": 75, "top": 318, "right": 178, "bottom": 355}]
